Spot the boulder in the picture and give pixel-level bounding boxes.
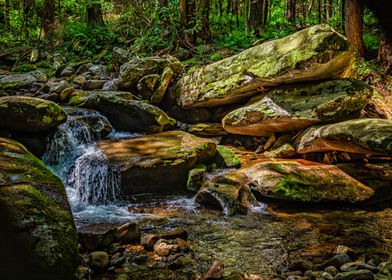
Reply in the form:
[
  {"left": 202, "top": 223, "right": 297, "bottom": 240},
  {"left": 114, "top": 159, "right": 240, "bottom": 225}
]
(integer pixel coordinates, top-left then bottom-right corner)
[
  {"left": 168, "top": 105, "right": 211, "bottom": 124},
  {"left": 196, "top": 159, "right": 374, "bottom": 214},
  {"left": 222, "top": 79, "right": 371, "bottom": 136},
  {"left": 65, "top": 91, "right": 173, "bottom": 133},
  {"left": 0, "top": 73, "right": 37, "bottom": 90},
  {"left": 295, "top": 119, "right": 392, "bottom": 155},
  {"left": 137, "top": 74, "right": 160, "bottom": 99},
  {"left": 98, "top": 131, "right": 217, "bottom": 194},
  {"left": 150, "top": 66, "right": 174, "bottom": 104},
  {"left": 0, "top": 138, "right": 78, "bottom": 279},
  {"left": 177, "top": 24, "right": 353, "bottom": 108},
  {"left": 187, "top": 123, "right": 228, "bottom": 137},
  {"left": 119, "top": 56, "right": 183, "bottom": 90},
  {"left": 0, "top": 96, "right": 67, "bottom": 132}
]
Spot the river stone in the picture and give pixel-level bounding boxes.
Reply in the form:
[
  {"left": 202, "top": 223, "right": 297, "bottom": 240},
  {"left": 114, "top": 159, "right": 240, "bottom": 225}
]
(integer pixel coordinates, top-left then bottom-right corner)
[
  {"left": 0, "top": 137, "right": 78, "bottom": 279},
  {"left": 295, "top": 119, "right": 392, "bottom": 155},
  {"left": 222, "top": 79, "right": 371, "bottom": 136},
  {"left": 187, "top": 164, "right": 208, "bottom": 192},
  {"left": 0, "top": 96, "right": 67, "bottom": 132},
  {"left": 91, "top": 251, "right": 110, "bottom": 270},
  {"left": 119, "top": 56, "right": 183, "bottom": 90},
  {"left": 66, "top": 91, "right": 173, "bottom": 133},
  {"left": 196, "top": 159, "right": 373, "bottom": 214},
  {"left": 0, "top": 73, "right": 37, "bottom": 90},
  {"left": 335, "top": 269, "right": 375, "bottom": 280},
  {"left": 187, "top": 123, "right": 228, "bottom": 137},
  {"left": 98, "top": 131, "right": 217, "bottom": 194},
  {"left": 177, "top": 24, "right": 353, "bottom": 108},
  {"left": 137, "top": 74, "right": 160, "bottom": 99},
  {"left": 150, "top": 66, "right": 174, "bottom": 104}
]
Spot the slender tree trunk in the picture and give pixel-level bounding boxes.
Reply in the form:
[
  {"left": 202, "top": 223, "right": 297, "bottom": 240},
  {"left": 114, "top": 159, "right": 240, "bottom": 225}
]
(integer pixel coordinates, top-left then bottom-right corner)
[
  {"left": 317, "top": 0, "right": 322, "bottom": 23},
  {"left": 217, "top": 0, "right": 223, "bottom": 16},
  {"left": 200, "top": 0, "right": 212, "bottom": 42},
  {"left": 344, "top": 0, "right": 364, "bottom": 58},
  {"left": 180, "top": 0, "right": 196, "bottom": 45},
  {"left": 325, "top": 0, "right": 332, "bottom": 20},
  {"left": 286, "top": 0, "right": 296, "bottom": 23},
  {"left": 263, "top": 0, "right": 269, "bottom": 25},
  {"left": 378, "top": 28, "right": 392, "bottom": 74},
  {"left": 41, "top": 0, "right": 56, "bottom": 39},
  {"left": 307, "top": 0, "right": 314, "bottom": 17},
  {"left": 250, "top": 0, "right": 263, "bottom": 36},
  {"left": 87, "top": 2, "right": 104, "bottom": 27},
  {"left": 244, "top": 0, "right": 250, "bottom": 33}
]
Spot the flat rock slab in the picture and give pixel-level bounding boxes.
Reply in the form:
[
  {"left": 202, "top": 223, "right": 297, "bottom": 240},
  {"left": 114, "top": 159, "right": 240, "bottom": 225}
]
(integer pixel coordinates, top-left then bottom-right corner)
[
  {"left": 0, "top": 73, "right": 36, "bottom": 90},
  {"left": 222, "top": 79, "right": 371, "bottom": 136},
  {"left": 0, "top": 96, "right": 67, "bottom": 132},
  {"left": 98, "top": 131, "right": 217, "bottom": 194},
  {"left": 178, "top": 24, "right": 353, "bottom": 108},
  {"left": 196, "top": 159, "right": 373, "bottom": 214},
  {"left": 295, "top": 118, "right": 392, "bottom": 155}
]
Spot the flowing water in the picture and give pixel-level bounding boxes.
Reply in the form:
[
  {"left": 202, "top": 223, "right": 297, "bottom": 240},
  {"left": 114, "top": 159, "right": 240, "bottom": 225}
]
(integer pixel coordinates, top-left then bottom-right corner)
[{"left": 43, "top": 108, "right": 392, "bottom": 278}]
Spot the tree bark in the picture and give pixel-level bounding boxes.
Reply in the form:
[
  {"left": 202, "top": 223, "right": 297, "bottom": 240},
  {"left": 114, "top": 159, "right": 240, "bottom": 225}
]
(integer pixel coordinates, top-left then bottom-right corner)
[
  {"left": 244, "top": 0, "right": 250, "bottom": 33},
  {"left": 344, "top": 0, "right": 364, "bottom": 58},
  {"left": 286, "top": 0, "right": 296, "bottom": 23},
  {"left": 263, "top": 0, "right": 269, "bottom": 25},
  {"left": 41, "top": 0, "right": 56, "bottom": 39},
  {"left": 250, "top": 0, "right": 263, "bottom": 36},
  {"left": 325, "top": 0, "right": 332, "bottom": 20},
  {"left": 180, "top": 0, "right": 197, "bottom": 45},
  {"left": 4, "top": 0, "right": 10, "bottom": 28},
  {"left": 378, "top": 28, "right": 392, "bottom": 74},
  {"left": 87, "top": 2, "right": 104, "bottom": 27},
  {"left": 200, "top": 0, "right": 211, "bottom": 42}
]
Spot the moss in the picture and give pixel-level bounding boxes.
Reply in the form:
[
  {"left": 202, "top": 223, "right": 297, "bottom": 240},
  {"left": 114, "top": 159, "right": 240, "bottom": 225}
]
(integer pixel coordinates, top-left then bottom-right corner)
[{"left": 212, "top": 146, "right": 241, "bottom": 168}]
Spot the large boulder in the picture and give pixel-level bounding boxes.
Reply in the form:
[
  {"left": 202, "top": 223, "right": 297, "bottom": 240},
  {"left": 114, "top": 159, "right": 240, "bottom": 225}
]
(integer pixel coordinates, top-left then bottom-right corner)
[
  {"left": 119, "top": 56, "right": 183, "bottom": 90},
  {"left": 196, "top": 159, "right": 374, "bottom": 214},
  {"left": 65, "top": 91, "right": 174, "bottom": 133},
  {"left": 0, "top": 96, "right": 67, "bottom": 132},
  {"left": 177, "top": 24, "right": 353, "bottom": 108},
  {"left": 0, "top": 73, "right": 37, "bottom": 90},
  {"left": 98, "top": 131, "right": 217, "bottom": 194},
  {"left": 0, "top": 137, "right": 79, "bottom": 279},
  {"left": 222, "top": 79, "right": 371, "bottom": 136},
  {"left": 295, "top": 119, "right": 392, "bottom": 155}
]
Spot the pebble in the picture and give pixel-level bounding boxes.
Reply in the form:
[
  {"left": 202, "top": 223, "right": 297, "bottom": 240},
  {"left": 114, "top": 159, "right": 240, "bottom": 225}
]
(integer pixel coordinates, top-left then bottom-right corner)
[
  {"left": 317, "top": 254, "right": 350, "bottom": 270},
  {"left": 91, "top": 251, "right": 109, "bottom": 269},
  {"left": 335, "top": 245, "right": 356, "bottom": 259},
  {"left": 140, "top": 234, "right": 159, "bottom": 250},
  {"left": 324, "top": 265, "right": 338, "bottom": 276},
  {"left": 340, "top": 261, "right": 379, "bottom": 273}
]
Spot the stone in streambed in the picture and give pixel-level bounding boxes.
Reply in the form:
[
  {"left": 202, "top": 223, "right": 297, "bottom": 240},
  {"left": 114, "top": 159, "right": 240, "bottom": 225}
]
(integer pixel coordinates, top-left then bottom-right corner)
[
  {"left": 0, "top": 137, "right": 79, "bottom": 279},
  {"left": 91, "top": 251, "right": 110, "bottom": 270},
  {"left": 178, "top": 24, "right": 353, "bottom": 108},
  {"left": 119, "top": 56, "right": 183, "bottom": 90},
  {"left": 137, "top": 74, "right": 160, "bottom": 99},
  {"left": 66, "top": 91, "right": 174, "bottom": 133},
  {"left": 187, "top": 164, "right": 208, "bottom": 192},
  {"left": 98, "top": 131, "right": 216, "bottom": 195},
  {"left": 0, "top": 73, "right": 37, "bottom": 90},
  {"left": 222, "top": 79, "right": 371, "bottom": 136},
  {"left": 0, "top": 96, "right": 67, "bottom": 132},
  {"left": 196, "top": 160, "right": 374, "bottom": 214},
  {"left": 187, "top": 123, "right": 228, "bottom": 137},
  {"left": 150, "top": 66, "right": 174, "bottom": 104},
  {"left": 295, "top": 119, "right": 392, "bottom": 155},
  {"left": 335, "top": 270, "right": 375, "bottom": 280}
]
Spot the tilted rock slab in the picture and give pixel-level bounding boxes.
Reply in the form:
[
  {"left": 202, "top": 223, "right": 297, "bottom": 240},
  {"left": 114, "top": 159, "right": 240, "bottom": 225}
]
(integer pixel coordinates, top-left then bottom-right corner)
[
  {"left": 222, "top": 79, "right": 371, "bottom": 136},
  {"left": 0, "top": 138, "right": 78, "bottom": 279},
  {"left": 177, "top": 24, "right": 353, "bottom": 108},
  {"left": 0, "top": 96, "right": 67, "bottom": 132},
  {"left": 295, "top": 118, "right": 392, "bottom": 155},
  {"left": 196, "top": 159, "right": 374, "bottom": 214},
  {"left": 98, "top": 131, "right": 217, "bottom": 195}
]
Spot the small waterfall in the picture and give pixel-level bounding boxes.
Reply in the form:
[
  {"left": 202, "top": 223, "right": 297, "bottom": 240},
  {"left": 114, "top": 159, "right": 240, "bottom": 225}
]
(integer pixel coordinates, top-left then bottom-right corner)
[
  {"left": 69, "top": 146, "right": 120, "bottom": 208},
  {"left": 43, "top": 108, "right": 121, "bottom": 211}
]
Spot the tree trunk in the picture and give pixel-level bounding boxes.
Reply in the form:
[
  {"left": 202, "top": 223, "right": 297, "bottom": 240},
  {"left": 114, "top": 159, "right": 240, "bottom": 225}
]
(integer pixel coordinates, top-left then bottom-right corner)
[
  {"left": 244, "top": 0, "right": 250, "bottom": 33},
  {"left": 286, "top": 0, "right": 296, "bottom": 23},
  {"left": 378, "top": 28, "right": 392, "bottom": 74},
  {"left": 317, "top": 0, "right": 321, "bottom": 23},
  {"left": 87, "top": 2, "right": 104, "bottom": 27},
  {"left": 250, "top": 0, "right": 263, "bottom": 36},
  {"left": 4, "top": 0, "right": 10, "bottom": 28},
  {"left": 200, "top": 0, "right": 212, "bottom": 42},
  {"left": 263, "top": 0, "right": 269, "bottom": 25},
  {"left": 41, "top": 0, "right": 56, "bottom": 39},
  {"left": 325, "top": 0, "right": 332, "bottom": 20},
  {"left": 344, "top": 0, "right": 364, "bottom": 58},
  {"left": 180, "top": 0, "right": 197, "bottom": 45}
]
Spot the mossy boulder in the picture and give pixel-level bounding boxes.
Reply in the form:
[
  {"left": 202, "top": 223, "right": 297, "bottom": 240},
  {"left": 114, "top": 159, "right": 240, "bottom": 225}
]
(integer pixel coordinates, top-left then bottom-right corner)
[
  {"left": 295, "top": 118, "right": 392, "bottom": 155},
  {"left": 119, "top": 56, "right": 183, "bottom": 90},
  {"left": 0, "top": 73, "right": 37, "bottom": 90},
  {"left": 196, "top": 159, "right": 373, "bottom": 214},
  {"left": 98, "top": 131, "right": 217, "bottom": 195},
  {"left": 0, "top": 96, "right": 67, "bottom": 132},
  {"left": 0, "top": 137, "right": 78, "bottom": 279},
  {"left": 210, "top": 145, "right": 241, "bottom": 168},
  {"left": 65, "top": 91, "right": 174, "bottom": 133},
  {"left": 222, "top": 79, "right": 371, "bottom": 136},
  {"left": 177, "top": 24, "right": 353, "bottom": 108}
]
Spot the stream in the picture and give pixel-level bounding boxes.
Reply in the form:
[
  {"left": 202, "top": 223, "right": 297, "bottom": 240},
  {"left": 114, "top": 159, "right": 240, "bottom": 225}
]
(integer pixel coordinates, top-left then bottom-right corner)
[{"left": 43, "top": 108, "right": 392, "bottom": 278}]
